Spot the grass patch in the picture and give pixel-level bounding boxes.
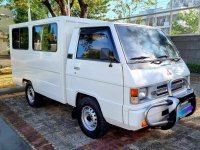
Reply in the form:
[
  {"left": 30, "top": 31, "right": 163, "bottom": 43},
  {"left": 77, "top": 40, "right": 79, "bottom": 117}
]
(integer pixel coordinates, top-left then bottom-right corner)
[
  {"left": 186, "top": 62, "right": 200, "bottom": 74},
  {"left": 0, "top": 67, "right": 12, "bottom": 75},
  {"left": 0, "top": 50, "right": 10, "bottom": 56},
  {"left": 0, "top": 67, "right": 15, "bottom": 88},
  {"left": 0, "top": 74, "right": 16, "bottom": 88}
]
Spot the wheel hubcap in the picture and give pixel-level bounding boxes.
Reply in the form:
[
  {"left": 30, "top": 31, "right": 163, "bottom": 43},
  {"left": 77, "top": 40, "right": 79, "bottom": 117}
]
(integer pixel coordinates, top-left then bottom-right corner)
[
  {"left": 27, "top": 86, "right": 35, "bottom": 103},
  {"left": 81, "top": 106, "right": 97, "bottom": 131}
]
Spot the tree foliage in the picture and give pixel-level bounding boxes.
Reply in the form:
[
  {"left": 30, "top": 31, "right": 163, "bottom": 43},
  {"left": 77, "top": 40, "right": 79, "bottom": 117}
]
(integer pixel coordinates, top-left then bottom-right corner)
[
  {"left": 112, "top": 0, "right": 156, "bottom": 19},
  {"left": 172, "top": 10, "right": 199, "bottom": 35},
  {"left": 71, "top": 0, "right": 110, "bottom": 20},
  {"left": 1, "top": 0, "right": 48, "bottom": 23},
  {"left": 0, "top": 0, "right": 110, "bottom": 23}
]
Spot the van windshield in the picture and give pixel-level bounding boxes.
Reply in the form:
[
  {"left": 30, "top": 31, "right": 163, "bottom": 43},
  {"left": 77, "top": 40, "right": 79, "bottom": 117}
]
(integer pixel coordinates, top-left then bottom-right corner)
[{"left": 115, "top": 24, "right": 179, "bottom": 63}]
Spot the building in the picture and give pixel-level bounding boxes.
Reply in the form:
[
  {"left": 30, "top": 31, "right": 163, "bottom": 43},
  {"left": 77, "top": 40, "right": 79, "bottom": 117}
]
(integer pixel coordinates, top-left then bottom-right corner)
[
  {"left": 0, "top": 31, "right": 8, "bottom": 52},
  {"left": 130, "top": 0, "right": 200, "bottom": 34},
  {"left": 0, "top": 7, "right": 13, "bottom": 52}
]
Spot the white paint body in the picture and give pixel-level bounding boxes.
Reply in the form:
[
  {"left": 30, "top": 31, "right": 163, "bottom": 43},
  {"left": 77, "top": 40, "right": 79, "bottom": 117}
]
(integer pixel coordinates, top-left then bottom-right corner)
[{"left": 10, "top": 16, "right": 192, "bottom": 131}]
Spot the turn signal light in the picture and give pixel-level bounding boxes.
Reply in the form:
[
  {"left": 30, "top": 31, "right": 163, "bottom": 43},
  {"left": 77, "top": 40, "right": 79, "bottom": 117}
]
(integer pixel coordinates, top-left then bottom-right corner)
[
  {"left": 130, "top": 89, "right": 139, "bottom": 97},
  {"left": 141, "top": 121, "right": 148, "bottom": 127}
]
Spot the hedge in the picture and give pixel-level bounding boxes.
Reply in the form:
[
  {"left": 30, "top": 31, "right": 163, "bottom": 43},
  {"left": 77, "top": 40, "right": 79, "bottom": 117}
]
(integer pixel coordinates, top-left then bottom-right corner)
[{"left": 186, "top": 62, "right": 200, "bottom": 74}]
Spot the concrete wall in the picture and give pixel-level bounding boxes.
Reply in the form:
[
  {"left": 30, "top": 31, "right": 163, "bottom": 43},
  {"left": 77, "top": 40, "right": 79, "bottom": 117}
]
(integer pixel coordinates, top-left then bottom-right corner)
[
  {"left": 0, "top": 32, "right": 8, "bottom": 52},
  {"left": 170, "top": 35, "right": 200, "bottom": 63}
]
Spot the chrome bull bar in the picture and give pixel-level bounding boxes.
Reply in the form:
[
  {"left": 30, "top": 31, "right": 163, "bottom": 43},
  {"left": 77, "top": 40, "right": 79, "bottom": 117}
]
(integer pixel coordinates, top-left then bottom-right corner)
[
  {"left": 145, "top": 97, "right": 179, "bottom": 127},
  {"left": 167, "top": 77, "right": 191, "bottom": 96},
  {"left": 145, "top": 77, "right": 191, "bottom": 127}
]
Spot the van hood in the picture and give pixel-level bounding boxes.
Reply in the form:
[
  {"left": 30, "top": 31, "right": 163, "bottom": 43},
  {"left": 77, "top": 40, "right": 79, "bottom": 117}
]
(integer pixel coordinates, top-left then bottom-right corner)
[{"left": 124, "top": 61, "right": 190, "bottom": 88}]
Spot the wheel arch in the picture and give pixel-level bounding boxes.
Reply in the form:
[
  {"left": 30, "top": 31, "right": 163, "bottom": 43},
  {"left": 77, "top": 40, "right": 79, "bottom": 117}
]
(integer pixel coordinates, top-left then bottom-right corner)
[
  {"left": 22, "top": 78, "right": 31, "bottom": 85},
  {"left": 76, "top": 92, "right": 101, "bottom": 108},
  {"left": 75, "top": 92, "right": 109, "bottom": 138}
]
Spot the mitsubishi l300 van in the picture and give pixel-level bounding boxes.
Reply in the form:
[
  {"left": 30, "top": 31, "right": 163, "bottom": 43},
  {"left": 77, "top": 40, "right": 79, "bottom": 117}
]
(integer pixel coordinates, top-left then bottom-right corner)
[{"left": 10, "top": 16, "right": 196, "bottom": 138}]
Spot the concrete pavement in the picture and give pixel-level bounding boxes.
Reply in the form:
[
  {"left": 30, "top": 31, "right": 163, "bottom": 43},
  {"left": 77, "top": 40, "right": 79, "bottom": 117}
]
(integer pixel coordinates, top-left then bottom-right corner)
[
  {"left": 0, "top": 118, "right": 31, "bottom": 150},
  {"left": 0, "top": 86, "right": 24, "bottom": 95},
  {"left": 0, "top": 76, "right": 199, "bottom": 149},
  {"left": 0, "top": 93, "right": 199, "bottom": 150}
]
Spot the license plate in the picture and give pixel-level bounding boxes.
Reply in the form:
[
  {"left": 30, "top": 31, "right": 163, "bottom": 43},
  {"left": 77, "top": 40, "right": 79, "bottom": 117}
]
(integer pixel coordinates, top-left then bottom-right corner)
[{"left": 177, "top": 101, "right": 193, "bottom": 119}]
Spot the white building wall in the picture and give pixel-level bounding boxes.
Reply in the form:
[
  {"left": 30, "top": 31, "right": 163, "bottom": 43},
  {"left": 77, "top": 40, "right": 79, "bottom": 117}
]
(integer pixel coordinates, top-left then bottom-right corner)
[{"left": 130, "top": 0, "right": 200, "bottom": 34}]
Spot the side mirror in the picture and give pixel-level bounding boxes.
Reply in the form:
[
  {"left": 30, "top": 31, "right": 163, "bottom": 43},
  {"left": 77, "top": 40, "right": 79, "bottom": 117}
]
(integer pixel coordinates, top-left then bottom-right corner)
[
  {"left": 100, "top": 48, "right": 117, "bottom": 67},
  {"left": 100, "top": 48, "right": 110, "bottom": 60}
]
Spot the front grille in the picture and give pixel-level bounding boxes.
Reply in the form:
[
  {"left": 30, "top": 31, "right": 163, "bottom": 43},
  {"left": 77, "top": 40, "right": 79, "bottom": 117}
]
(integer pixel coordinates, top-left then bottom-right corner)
[{"left": 152, "top": 79, "right": 184, "bottom": 97}]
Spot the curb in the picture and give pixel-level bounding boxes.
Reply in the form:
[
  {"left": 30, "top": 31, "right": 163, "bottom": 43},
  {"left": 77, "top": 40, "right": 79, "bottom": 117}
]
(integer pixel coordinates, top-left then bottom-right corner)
[
  {"left": 191, "top": 73, "right": 200, "bottom": 81},
  {"left": 191, "top": 76, "right": 200, "bottom": 81},
  {"left": 0, "top": 86, "right": 24, "bottom": 95}
]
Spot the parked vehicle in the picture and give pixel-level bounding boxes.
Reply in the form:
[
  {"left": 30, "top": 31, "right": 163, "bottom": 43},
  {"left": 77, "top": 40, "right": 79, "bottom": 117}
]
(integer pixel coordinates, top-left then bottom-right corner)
[{"left": 9, "top": 16, "right": 196, "bottom": 139}]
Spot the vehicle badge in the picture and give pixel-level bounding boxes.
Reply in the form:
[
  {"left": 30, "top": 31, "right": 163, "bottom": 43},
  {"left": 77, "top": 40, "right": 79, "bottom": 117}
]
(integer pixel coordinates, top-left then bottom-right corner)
[{"left": 167, "top": 69, "right": 172, "bottom": 76}]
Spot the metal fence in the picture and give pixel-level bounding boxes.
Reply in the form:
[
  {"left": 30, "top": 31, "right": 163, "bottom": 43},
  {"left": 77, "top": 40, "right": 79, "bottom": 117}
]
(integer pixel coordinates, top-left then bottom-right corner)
[{"left": 112, "top": 0, "right": 200, "bottom": 35}]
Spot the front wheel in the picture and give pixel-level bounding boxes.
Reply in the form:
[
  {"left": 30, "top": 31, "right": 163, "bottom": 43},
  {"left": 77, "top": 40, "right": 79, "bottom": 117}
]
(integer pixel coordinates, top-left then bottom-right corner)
[
  {"left": 25, "top": 83, "right": 43, "bottom": 107},
  {"left": 77, "top": 97, "right": 108, "bottom": 139}
]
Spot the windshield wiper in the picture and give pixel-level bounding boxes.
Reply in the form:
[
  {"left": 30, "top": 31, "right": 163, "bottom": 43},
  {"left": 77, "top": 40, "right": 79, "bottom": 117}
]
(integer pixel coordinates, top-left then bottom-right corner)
[
  {"left": 151, "top": 59, "right": 163, "bottom": 64},
  {"left": 130, "top": 56, "right": 150, "bottom": 60},
  {"left": 157, "top": 55, "right": 169, "bottom": 59},
  {"left": 170, "top": 57, "right": 181, "bottom": 62},
  {"left": 158, "top": 56, "right": 181, "bottom": 62},
  {"left": 151, "top": 57, "right": 181, "bottom": 64}
]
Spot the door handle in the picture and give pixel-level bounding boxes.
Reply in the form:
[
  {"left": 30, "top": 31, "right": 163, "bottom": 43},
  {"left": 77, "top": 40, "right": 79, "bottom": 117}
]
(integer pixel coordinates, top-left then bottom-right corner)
[{"left": 74, "top": 66, "right": 80, "bottom": 70}]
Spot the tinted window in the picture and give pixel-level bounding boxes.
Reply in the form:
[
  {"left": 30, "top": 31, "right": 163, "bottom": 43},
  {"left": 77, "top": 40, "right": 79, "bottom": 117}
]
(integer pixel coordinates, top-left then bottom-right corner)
[
  {"left": 77, "top": 27, "right": 118, "bottom": 60},
  {"left": 12, "top": 27, "right": 28, "bottom": 50},
  {"left": 33, "top": 23, "right": 57, "bottom": 52}
]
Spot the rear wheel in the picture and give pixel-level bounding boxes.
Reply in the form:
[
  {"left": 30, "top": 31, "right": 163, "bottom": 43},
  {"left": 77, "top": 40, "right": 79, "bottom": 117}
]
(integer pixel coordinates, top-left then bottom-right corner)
[
  {"left": 25, "top": 83, "right": 43, "bottom": 107},
  {"left": 77, "top": 97, "right": 108, "bottom": 139}
]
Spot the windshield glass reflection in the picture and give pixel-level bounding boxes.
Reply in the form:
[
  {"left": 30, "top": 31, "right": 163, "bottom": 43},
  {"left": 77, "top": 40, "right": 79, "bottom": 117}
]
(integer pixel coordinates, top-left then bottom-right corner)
[{"left": 115, "top": 24, "right": 179, "bottom": 62}]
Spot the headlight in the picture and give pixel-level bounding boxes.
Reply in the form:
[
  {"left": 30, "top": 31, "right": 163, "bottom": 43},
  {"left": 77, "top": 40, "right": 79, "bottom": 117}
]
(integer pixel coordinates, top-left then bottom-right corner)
[
  {"left": 138, "top": 88, "right": 147, "bottom": 100},
  {"left": 130, "top": 88, "right": 148, "bottom": 104}
]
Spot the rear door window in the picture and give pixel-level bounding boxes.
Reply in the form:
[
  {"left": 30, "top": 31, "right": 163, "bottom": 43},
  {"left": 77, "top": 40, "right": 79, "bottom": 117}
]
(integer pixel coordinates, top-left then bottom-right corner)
[
  {"left": 12, "top": 27, "right": 29, "bottom": 50},
  {"left": 32, "top": 23, "right": 57, "bottom": 52}
]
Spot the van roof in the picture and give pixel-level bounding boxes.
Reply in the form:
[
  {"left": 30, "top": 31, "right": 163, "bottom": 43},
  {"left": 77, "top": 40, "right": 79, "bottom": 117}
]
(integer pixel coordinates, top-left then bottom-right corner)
[
  {"left": 9, "top": 16, "right": 154, "bottom": 29},
  {"left": 9, "top": 16, "right": 107, "bottom": 28}
]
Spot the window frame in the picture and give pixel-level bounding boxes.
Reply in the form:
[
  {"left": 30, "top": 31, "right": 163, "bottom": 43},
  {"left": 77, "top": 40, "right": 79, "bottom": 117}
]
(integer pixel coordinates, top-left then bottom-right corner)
[
  {"left": 32, "top": 23, "right": 58, "bottom": 52},
  {"left": 12, "top": 27, "right": 29, "bottom": 50},
  {"left": 76, "top": 26, "right": 120, "bottom": 63}
]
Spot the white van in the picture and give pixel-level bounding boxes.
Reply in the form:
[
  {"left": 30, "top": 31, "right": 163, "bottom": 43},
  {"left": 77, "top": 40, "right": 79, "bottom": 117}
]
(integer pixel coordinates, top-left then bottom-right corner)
[{"left": 9, "top": 16, "right": 196, "bottom": 138}]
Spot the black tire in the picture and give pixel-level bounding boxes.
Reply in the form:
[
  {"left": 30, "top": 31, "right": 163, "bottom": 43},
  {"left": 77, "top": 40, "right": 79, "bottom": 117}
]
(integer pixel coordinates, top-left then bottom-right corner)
[
  {"left": 161, "top": 109, "right": 176, "bottom": 130},
  {"left": 25, "top": 82, "right": 43, "bottom": 107},
  {"left": 77, "top": 97, "right": 108, "bottom": 139}
]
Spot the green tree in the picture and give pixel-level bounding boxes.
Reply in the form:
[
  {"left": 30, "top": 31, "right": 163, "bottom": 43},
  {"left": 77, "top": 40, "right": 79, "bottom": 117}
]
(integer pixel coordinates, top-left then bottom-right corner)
[
  {"left": 0, "top": 0, "right": 110, "bottom": 22},
  {"left": 70, "top": 0, "right": 110, "bottom": 20},
  {"left": 172, "top": 10, "right": 199, "bottom": 35},
  {"left": 43, "top": 0, "right": 110, "bottom": 19},
  {"left": 1, "top": 0, "right": 48, "bottom": 23},
  {"left": 135, "top": 16, "right": 143, "bottom": 24},
  {"left": 112, "top": 0, "right": 156, "bottom": 19},
  {"left": 82, "top": 0, "right": 110, "bottom": 20}
]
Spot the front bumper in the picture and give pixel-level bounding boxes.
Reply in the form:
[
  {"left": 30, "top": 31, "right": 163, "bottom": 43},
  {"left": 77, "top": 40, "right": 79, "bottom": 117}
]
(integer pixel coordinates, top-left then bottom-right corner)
[
  {"left": 145, "top": 91, "right": 196, "bottom": 129},
  {"left": 127, "top": 78, "right": 196, "bottom": 131}
]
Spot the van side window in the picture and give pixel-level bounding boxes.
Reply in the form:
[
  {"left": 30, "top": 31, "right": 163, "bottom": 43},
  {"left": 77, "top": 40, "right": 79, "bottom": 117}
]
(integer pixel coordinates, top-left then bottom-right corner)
[
  {"left": 33, "top": 23, "right": 57, "bottom": 52},
  {"left": 77, "top": 27, "right": 118, "bottom": 61},
  {"left": 12, "top": 27, "right": 29, "bottom": 50}
]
